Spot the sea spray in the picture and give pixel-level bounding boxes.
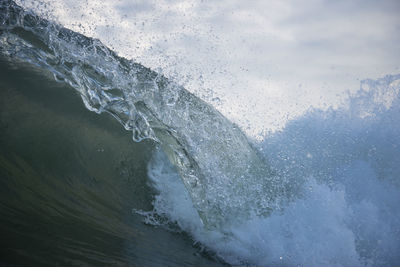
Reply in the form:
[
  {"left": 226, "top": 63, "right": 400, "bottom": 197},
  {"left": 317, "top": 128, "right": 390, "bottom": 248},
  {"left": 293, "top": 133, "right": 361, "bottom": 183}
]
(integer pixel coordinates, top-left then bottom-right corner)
[
  {"left": 0, "top": 0, "right": 284, "bottom": 230},
  {"left": 2, "top": 1, "right": 400, "bottom": 265},
  {"left": 145, "top": 74, "right": 400, "bottom": 265}
]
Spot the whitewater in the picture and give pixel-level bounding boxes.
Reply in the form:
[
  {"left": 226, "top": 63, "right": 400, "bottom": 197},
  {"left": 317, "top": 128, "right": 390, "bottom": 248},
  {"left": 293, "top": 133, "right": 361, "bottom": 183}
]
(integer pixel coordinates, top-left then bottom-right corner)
[{"left": 1, "top": 0, "right": 400, "bottom": 266}]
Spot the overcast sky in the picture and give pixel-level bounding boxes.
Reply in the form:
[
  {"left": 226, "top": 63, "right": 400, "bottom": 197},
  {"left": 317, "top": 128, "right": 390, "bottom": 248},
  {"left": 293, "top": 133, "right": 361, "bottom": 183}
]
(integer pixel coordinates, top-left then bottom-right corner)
[{"left": 19, "top": 0, "right": 400, "bottom": 136}]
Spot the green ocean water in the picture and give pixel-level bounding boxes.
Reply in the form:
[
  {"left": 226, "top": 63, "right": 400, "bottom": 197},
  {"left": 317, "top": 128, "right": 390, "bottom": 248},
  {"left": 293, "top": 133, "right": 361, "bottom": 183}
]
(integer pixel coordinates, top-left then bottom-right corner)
[
  {"left": 2, "top": 0, "right": 400, "bottom": 265},
  {"left": 0, "top": 58, "right": 223, "bottom": 266}
]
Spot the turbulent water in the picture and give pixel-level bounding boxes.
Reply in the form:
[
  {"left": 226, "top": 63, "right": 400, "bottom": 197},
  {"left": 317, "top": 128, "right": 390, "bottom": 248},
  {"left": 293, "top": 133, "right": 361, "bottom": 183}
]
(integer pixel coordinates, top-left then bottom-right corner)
[
  {"left": 0, "top": 0, "right": 282, "bottom": 230},
  {"left": 1, "top": 0, "right": 400, "bottom": 266}
]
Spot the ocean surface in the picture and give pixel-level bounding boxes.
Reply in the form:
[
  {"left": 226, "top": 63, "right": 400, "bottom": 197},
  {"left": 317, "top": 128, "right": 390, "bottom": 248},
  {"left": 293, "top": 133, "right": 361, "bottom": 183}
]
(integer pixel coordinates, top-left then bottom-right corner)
[
  {"left": 1, "top": 0, "right": 400, "bottom": 266},
  {"left": 0, "top": 54, "right": 225, "bottom": 266}
]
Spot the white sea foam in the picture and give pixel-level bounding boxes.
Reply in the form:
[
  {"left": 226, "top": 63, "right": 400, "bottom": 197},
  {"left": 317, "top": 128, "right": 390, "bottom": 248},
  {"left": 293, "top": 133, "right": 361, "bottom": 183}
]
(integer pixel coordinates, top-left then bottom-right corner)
[
  {"left": 145, "top": 75, "right": 400, "bottom": 266},
  {"left": 5, "top": 1, "right": 400, "bottom": 265}
]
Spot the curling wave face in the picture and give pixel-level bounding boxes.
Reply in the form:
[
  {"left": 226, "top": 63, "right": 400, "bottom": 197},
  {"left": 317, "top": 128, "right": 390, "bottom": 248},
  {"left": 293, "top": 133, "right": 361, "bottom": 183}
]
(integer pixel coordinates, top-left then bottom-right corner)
[
  {"left": 2, "top": 1, "right": 400, "bottom": 265},
  {"left": 0, "top": 0, "right": 284, "bottom": 230}
]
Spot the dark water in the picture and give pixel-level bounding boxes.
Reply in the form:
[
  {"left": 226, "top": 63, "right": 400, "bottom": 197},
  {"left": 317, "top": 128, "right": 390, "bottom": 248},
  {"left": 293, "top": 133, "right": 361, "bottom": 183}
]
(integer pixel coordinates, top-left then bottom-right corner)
[
  {"left": 2, "top": 0, "right": 400, "bottom": 265},
  {"left": 0, "top": 58, "right": 223, "bottom": 266}
]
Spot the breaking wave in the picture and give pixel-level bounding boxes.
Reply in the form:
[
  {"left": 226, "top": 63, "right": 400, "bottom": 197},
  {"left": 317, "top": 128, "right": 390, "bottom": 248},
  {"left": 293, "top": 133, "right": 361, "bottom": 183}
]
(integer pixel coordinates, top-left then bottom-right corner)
[{"left": 1, "top": 1, "right": 399, "bottom": 265}]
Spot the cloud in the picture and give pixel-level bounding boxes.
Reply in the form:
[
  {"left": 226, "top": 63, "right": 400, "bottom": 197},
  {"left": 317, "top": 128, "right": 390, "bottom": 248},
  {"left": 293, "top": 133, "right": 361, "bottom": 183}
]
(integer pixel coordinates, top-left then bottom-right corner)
[{"left": 18, "top": 0, "right": 400, "bottom": 134}]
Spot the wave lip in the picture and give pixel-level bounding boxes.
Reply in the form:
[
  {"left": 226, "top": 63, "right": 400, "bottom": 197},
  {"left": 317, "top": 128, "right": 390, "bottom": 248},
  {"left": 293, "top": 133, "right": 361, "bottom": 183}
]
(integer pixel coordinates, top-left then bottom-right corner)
[
  {"left": 3, "top": 0, "right": 400, "bottom": 265},
  {"left": 0, "top": 0, "right": 283, "bottom": 230}
]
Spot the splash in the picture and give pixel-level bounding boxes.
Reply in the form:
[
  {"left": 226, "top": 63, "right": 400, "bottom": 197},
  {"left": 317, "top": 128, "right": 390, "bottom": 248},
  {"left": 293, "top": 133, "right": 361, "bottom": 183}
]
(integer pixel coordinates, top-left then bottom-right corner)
[
  {"left": 0, "top": 0, "right": 285, "bottom": 230},
  {"left": 1, "top": 1, "right": 399, "bottom": 265},
  {"left": 146, "top": 74, "right": 400, "bottom": 265}
]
